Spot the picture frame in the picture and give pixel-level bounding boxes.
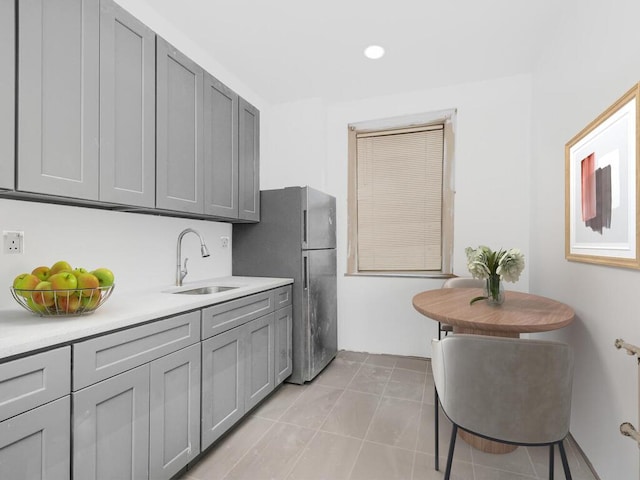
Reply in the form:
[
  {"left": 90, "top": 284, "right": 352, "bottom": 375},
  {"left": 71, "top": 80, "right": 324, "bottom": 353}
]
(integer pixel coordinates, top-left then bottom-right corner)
[{"left": 565, "top": 82, "right": 640, "bottom": 268}]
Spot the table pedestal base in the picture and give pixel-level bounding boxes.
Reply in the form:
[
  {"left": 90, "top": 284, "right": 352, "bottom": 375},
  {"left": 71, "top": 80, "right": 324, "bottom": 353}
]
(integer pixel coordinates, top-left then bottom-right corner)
[{"left": 454, "top": 326, "right": 519, "bottom": 454}]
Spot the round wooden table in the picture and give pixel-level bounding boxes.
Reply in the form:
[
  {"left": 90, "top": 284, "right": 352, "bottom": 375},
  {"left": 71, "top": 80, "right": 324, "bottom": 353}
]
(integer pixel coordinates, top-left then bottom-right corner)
[{"left": 413, "top": 287, "right": 575, "bottom": 454}]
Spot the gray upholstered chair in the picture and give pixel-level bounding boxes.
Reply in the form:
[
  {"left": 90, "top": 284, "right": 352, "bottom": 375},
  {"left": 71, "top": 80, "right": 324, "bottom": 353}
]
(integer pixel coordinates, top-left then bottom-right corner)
[
  {"left": 440, "top": 277, "right": 484, "bottom": 338},
  {"left": 431, "top": 335, "right": 574, "bottom": 480},
  {"left": 433, "top": 276, "right": 484, "bottom": 470}
]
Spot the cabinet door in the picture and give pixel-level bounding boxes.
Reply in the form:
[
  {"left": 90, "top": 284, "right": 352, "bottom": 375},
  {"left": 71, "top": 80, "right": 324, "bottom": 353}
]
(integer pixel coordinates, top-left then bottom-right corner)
[
  {"left": 274, "top": 306, "right": 293, "bottom": 386},
  {"left": 238, "top": 97, "right": 260, "bottom": 221},
  {"left": 0, "top": 396, "right": 70, "bottom": 480},
  {"left": 244, "top": 313, "right": 275, "bottom": 411},
  {"left": 201, "top": 326, "right": 245, "bottom": 449},
  {"left": 156, "top": 37, "right": 204, "bottom": 214},
  {"left": 204, "top": 73, "right": 239, "bottom": 218},
  {"left": 149, "top": 344, "right": 201, "bottom": 480},
  {"left": 0, "top": 0, "right": 14, "bottom": 190},
  {"left": 73, "top": 365, "right": 150, "bottom": 480},
  {"left": 99, "top": 0, "right": 155, "bottom": 207},
  {"left": 18, "top": 0, "right": 100, "bottom": 200}
]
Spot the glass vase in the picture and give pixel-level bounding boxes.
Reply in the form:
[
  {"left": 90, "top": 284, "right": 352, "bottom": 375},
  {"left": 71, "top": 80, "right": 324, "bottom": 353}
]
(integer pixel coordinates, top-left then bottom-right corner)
[{"left": 485, "top": 275, "right": 504, "bottom": 305}]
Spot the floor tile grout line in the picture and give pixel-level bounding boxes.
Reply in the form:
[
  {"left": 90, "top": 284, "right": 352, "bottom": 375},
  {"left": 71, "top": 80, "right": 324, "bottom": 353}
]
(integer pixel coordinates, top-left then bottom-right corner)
[
  {"left": 345, "top": 356, "right": 397, "bottom": 480},
  {"left": 282, "top": 355, "right": 369, "bottom": 479}
]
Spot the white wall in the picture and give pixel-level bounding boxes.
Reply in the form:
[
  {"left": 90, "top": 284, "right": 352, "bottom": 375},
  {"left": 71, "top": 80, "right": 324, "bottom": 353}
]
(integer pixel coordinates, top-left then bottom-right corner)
[
  {"left": 530, "top": 0, "right": 640, "bottom": 477},
  {"left": 0, "top": 199, "right": 232, "bottom": 310},
  {"left": 263, "top": 74, "right": 532, "bottom": 357}
]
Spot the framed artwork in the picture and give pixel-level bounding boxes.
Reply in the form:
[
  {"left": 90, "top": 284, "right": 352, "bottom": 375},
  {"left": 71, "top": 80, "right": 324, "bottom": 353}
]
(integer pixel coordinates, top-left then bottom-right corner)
[{"left": 565, "top": 82, "right": 640, "bottom": 268}]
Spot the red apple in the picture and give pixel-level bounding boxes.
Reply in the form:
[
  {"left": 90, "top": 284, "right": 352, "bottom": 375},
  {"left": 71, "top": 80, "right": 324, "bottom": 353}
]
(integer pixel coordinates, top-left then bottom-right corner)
[
  {"left": 50, "top": 260, "right": 73, "bottom": 275},
  {"left": 32, "top": 281, "right": 54, "bottom": 306},
  {"left": 31, "top": 266, "right": 51, "bottom": 282},
  {"left": 56, "top": 293, "right": 80, "bottom": 313},
  {"left": 91, "top": 268, "right": 115, "bottom": 288},
  {"left": 76, "top": 272, "right": 100, "bottom": 297},
  {"left": 49, "top": 272, "right": 78, "bottom": 291},
  {"left": 13, "top": 273, "right": 41, "bottom": 297}
]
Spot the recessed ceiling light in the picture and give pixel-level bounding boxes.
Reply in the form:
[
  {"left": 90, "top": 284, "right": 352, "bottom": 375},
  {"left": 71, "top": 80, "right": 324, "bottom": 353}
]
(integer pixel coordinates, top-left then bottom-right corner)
[{"left": 364, "top": 45, "right": 385, "bottom": 60}]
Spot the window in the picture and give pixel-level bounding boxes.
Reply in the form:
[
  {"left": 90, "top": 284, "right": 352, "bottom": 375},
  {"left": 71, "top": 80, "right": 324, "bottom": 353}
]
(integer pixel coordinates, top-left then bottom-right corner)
[{"left": 347, "top": 110, "right": 455, "bottom": 277}]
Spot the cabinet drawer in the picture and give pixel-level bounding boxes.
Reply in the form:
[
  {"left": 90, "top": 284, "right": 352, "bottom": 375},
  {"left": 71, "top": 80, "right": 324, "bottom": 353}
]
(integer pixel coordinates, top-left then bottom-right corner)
[
  {"left": 202, "top": 291, "right": 274, "bottom": 339},
  {"left": 73, "top": 311, "right": 200, "bottom": 390},
  {"left": 274, "top": 285, "right": 292, "bottom": 309},
  {"left": 0, "top": 346, "right": 70, "bottom": 422}
]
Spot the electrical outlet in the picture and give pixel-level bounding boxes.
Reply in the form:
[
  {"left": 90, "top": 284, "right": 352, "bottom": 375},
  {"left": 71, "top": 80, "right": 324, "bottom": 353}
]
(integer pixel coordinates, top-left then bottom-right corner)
[
  {"left": 3, "top": 231, "right": 24, "bottom": 254},
  {"left": 220, "top": 236, "right": 229, "bottom": 248}
]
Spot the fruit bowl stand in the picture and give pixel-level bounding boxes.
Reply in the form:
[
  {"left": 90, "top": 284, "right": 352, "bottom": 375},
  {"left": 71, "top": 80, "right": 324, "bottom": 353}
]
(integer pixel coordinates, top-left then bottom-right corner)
[{"left": 10, "top": 285, "right": 115, "bottom": 316}]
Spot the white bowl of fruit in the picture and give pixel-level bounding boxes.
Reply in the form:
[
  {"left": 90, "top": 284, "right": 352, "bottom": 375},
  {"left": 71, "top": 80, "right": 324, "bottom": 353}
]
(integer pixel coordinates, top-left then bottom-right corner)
[{"left": 11, "top": 260, "right": 115, "bottom": 316}]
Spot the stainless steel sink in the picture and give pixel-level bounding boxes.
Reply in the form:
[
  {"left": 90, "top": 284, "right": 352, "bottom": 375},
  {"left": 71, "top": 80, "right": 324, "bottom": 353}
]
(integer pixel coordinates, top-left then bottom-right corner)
[{"left": 172, "top": 286, "right": 239, "bottom": 295}]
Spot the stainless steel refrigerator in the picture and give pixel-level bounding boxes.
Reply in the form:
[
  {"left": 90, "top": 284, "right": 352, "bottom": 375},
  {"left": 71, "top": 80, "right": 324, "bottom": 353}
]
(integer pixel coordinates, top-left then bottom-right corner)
[{"left": 232, "top": 186, "right": 337, "bottom": 384}]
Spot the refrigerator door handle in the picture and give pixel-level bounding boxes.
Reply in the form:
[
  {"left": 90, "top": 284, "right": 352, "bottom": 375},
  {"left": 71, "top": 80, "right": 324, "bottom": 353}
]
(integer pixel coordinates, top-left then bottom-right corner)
[
  {"left": 303, "top": 255, "right": 309, "bottom": 290},
  {"left": 303, "top": 209, "right": 308, "bottom": 246}
]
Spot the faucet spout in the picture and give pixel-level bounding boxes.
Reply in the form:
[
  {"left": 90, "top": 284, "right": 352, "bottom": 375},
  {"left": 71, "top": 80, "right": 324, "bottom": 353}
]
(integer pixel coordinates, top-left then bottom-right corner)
[{"left": 176, "top": 228, "right": 211, "bottom": 286}]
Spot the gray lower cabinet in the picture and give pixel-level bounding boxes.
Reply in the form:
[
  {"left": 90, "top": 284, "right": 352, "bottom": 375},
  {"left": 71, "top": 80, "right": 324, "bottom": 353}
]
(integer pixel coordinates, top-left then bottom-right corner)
[
  {"left": 99, "top": 0, "right": 156, "bottom": 207},
  {"left": 73, "top": 365, "right": 151, "bottom": 480},
  {"left": 238, "top": 98, "right": 260, "bottom": 221},
  {"left": 0, "top": 396, "right": 70, "bottom": 480},
  {"left": 201, "top": 325, "right": 245, "bottom": 449},
  {"left": 0, "top": 0, "right": 14, "bottom": 190},
  {"left": 149, "top": 343, "right": 201, "bottom": 480},
  {"left": 204, "top": 73, "right": 239, "bottom": 217},
  {"left": 274, "top": 305, "right": 293, "bottom": 385},
  {"left": 18, "top": 0, "right": 100, "bottom": 200},
  {"left": 156, "top": 36, "right": 204, "bottom": 214},
  {"left": 244, "top": 313, "right": 275, "bottom": 410}
]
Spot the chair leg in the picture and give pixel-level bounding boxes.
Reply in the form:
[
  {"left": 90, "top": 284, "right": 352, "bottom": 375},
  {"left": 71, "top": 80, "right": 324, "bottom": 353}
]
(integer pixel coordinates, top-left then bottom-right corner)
[
  {"left": 438, "top": 322, "right": 442, "bottom": 340},
  {"left": 558, "top": 440, "right": 572, "bottom": 480},
  {"left": 444, "top": 424, "right": 458, "bottom": 480},
  {"left": 434, "top": 386, "right": 439, "bottom": 471},
  {"left": 549, "top": 443, "right": 554, "bottom": 480}
]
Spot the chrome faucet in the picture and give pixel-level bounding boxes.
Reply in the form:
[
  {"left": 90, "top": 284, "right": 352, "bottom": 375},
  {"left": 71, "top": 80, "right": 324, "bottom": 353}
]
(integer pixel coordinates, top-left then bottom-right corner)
[{"left": 176, "top": 228, "right": 211, "bottom": 286}]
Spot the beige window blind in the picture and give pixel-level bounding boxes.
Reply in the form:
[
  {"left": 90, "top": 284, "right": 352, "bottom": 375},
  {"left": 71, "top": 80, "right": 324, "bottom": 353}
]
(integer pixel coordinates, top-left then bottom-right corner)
[{"left": 356, "top": 126, "right": 444, "bottom": 271}]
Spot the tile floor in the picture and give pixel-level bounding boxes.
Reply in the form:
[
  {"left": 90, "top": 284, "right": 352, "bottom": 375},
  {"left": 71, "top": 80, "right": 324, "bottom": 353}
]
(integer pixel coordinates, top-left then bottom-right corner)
[{"left": 179, "top": 351, "right": 598, "bottom": 480}]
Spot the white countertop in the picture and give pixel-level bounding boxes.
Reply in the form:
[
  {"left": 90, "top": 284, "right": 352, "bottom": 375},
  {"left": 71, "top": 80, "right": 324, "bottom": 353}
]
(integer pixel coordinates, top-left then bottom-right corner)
[{"left": 0, "top": 276, "right": 292, "bottom": 360}]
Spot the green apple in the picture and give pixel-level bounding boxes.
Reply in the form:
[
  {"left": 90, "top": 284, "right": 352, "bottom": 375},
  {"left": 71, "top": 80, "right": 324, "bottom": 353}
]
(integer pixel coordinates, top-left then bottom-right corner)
[
  {"left": 91, "top": 268, "right": 115, "bottom": 288},
  {"left": 80, "top": 292, "right": 101, "bottom": 310},
  {"left": 26, "top": 296, "right": 49, "bottom": 314},
  {"left": 13, "top": 273, "right": 41, "bottom": 297},
  {"left": 71, "top": 267, "right": 88, "bottom": 279},
  {"left": 76, "top": 272, "right": 99, "bottom": 297},
  {"left": 49, "top": 272, "right": 78, "bottom": 291},
  {"left": 31, "top": 266, "right": 51, "bottom": 282},
  {"left": 33, "top": 281, "right": 54, "bottom": 306},
  {"left": 50, "top": 260, "right": 73, "bottom": 275},
  {"left": 56, "top": 293, "right": 80, "bottom": 313}
]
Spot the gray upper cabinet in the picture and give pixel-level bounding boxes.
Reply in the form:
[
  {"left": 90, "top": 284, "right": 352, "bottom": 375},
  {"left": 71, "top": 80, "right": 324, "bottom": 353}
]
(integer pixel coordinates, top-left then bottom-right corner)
[
  {"left": 18, "top": 0, "right": 100, "bottom": 200},
  {"left": 99, "top": 0, "right": 155, "bottom": 207},
  {"left": 204, "top": 73, "right": 239, "bottom": 217},
  {"left": 156, "top": 37, "right": 204, "bottom": 214},
  {"left": 238, "top": 98, "right": 260, "bottom": 221},
  {"left": 0, "top": 0, "right": 14, "bottom": 190}
]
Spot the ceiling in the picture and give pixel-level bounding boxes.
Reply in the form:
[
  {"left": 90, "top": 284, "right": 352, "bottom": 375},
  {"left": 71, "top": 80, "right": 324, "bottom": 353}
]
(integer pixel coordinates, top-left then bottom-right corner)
[{"left": 144, "top": 0, "right": 570, "bottom": 104}]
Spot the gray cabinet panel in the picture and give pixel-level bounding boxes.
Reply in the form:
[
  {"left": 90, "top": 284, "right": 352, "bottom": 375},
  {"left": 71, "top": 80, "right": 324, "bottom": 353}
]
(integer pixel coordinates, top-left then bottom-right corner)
[
  {"left": 18, "top": 0, "right": 100, "bottom": 199},
  {"left": 0, "top": 347, "right": 70, "bottom": 422},
  {"left": 156, "top": 37, "right": 204, "bottom": 214},
  {"left": 202, "top": 290, "right": 274, "bottom": 339},
  {"left": 244, "top": 313, "right": 275, "bottom": 411},
  {"left": 73, "top": 364, "right": 150, "bottom": 480},
  {"left": 274, "top": 306, "right": 293, "bottom": 386},
  {"left": 99, "top": 0, "right": 155, "bottom": 207},
  {"left": 201, "top": 326, "right": 245, "bottom": 449},
  {"left": 238, "top": 98, "right": 260, "bottom": 221},
  {"left": 149, "top": 344, "right": 201, "bottom": 480},
  {"left": 74, "top": 310, "right": 200, "bottom": 390},
  {"left": 204, "top": 73, "right": 239, "bottom": 217},
  {"left": 274, "top": 285, "right": 292, "bottom": 310},
  {"left": 0, "top": 0, "right": 14, "bottom": 190},
  {"left": 0, "top": 396, "right": 70, "bottom": 480}
]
